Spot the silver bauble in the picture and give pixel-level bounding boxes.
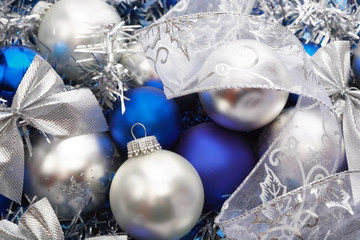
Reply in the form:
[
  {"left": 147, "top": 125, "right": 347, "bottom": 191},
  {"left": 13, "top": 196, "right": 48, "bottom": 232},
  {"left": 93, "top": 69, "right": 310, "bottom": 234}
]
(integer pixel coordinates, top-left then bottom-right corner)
[
  {"left": 120, "top": 42, "right": 158, "bottom": 87},
  {"left": 259, "top": 107, "right": 346, "bottom": 183},
  {"left": 37, "top": 0, "right": 121, "bottom": 81},
  {"left": 24, "top": 133, "right": 115, "bottom": 220},
  {"left": 110, "top": 147, "right": 204, "bottom": 240},
  {"left": 198, "top": 40, "right": 289, "bottom": 131},
  {"left": 199, "top": 88, "right": 289, "bottom": 131}
]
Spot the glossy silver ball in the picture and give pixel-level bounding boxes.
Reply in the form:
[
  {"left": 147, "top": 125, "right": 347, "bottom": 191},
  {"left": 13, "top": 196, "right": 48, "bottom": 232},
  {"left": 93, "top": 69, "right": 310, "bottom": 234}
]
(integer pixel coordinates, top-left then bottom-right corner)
[
  {"left": 199, "top": 88, "right": 288, "bottom": 131},
  {"left": 110, "top": 149, "right": 204, "bottom": 240},
  {"left": 198, "top": 39, "right": 290, "bottom": 131},
  {"left": 120, "top": 42, "right": 158, "bottom": 87},
  {"left": 258, "top": 107, "right": 345, "bottom": 184},
  {"left": 24, "top": 133, "right": 115, "bottom": 220},
  {"left": 37, "top": 0, "right": 121, "bottom": 81}
]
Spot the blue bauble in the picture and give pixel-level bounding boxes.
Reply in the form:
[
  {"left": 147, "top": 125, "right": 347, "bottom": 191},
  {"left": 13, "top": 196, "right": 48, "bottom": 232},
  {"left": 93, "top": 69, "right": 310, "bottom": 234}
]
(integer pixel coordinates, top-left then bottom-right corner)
[
  {"left": 301, "top": 41, "right": 320, "bottom": 56},
  {"left": 143, "top": 78, "right": 164, "bottom": 91},
  {"left": 175, "top": 122, "right": 256, "bottom": 210},
  {"left": 0, "top": 195, "right": 11, "bottom": 216},
  {"left": 353, "top": 46, "right": 360, "bottom": 88},
  {"left": 110, "top": 86, "right": 181, "bottom": 150},
  {"left": 0, "top": 46, "right": 39, "bottom": 106},
  {"left": 285, "top": 93, "right": 299, "bottom": 108}
]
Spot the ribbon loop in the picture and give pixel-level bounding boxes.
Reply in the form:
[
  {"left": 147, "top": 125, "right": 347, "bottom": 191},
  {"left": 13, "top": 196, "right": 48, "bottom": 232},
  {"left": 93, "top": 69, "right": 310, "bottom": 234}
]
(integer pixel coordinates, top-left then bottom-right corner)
[
  {"left": 0, "top": 198, "right": 127, "bottom": 240},
  {"left": 312, "top": 41, "right": 360, "bottom": 171},
  {"left": 0, "top": 198, "right": 63, "bottom": 240},
  {"left": 0, "top": 56, "right": 108, "bottom": 203}
]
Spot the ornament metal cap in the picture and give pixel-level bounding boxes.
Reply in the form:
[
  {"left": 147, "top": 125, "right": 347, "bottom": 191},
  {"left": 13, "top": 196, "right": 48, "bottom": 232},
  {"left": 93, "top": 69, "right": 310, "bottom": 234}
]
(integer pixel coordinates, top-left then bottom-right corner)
[
  {"left": 31, "top": 1, "right": 53, "bottom": 17},
  {"left": 127, "top": 123, "right": 161, "bottom": 158}
]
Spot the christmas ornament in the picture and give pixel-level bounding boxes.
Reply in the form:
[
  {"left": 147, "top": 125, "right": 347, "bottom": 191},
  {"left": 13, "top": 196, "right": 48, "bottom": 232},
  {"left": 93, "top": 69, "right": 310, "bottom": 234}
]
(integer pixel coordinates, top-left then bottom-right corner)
[
  {"left": 199, "top": 88, "right": 289, "bottom": 131},
  {"left": 258, "top": 106, "right": 346, "bottom": 178},
  {"left": 36, "top": 0, "right": 121, "bottom": 81},
  {"left": 302, "top": 41, "right": 320, "bottom": 56},
  {"left": 110, "top": 86, "right": 181, "bottom": 150},
  {"left": 0, "top": 195, "right": 11, "bottom": 216},
  {"left": 143, "top": 78, "right": 163, "bottom": 91},
  {"left": 0, "top": 56, "right": 108, "bottom": 204},
  {"left": 110, "top": 123, "right": 204, "bottom": 240},
  {"left": 120, "top": 42, "right": 158, "bottom": 86},
  {"left": 198, "top": 40, "right": 289, "bottom": 131},
  {"left": 0, "top": 45, "right": 39, "bottom": 106},
  {"left": 352, "top": 46, "right": 360, "bottom": 88},
  {"left": 175, "top": 122, "right": 256, "bottom": 209},
  {"left": 24, "top": 133, "right": 115, "bottom": 220}
]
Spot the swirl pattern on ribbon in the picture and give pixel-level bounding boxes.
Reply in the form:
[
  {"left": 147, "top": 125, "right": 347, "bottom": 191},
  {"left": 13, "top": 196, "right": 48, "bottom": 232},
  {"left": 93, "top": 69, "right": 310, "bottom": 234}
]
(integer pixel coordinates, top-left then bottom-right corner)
[
  {"left": 216, "top": 171, "right": 360, "bottom": 239},
  {"left": 136, "top": 0, "right": 353, "bottom": 239}
]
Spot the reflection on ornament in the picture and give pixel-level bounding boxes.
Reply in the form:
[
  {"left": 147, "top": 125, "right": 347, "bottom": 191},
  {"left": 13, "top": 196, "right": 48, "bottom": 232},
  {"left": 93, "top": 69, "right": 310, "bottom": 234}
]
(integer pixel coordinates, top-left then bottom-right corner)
[
  {"left": 37, "top": 0, "right": 121, "bottom": 81},
  {"left": 0, "top": 195, "right": 11, "bottom": 216},
  {"left": 110, "top": 124, "right": 204, "bottom": 240},
  {"left": 198, "top": 40, "right": 289, "bottom": 131},
  {"left": 121, "top": 42, "right": 158, "bottom": 86},
  {"left": 199, "top": 88, "right": 288, "bottom": 131},
  {"left": 0, "top": 45, "right": 39, "bottom": 106},
  {"left": 353, "top": 46, "right": 360, "bottom": 88},
  {"left": 110, "top": 86, "right": 181, "bottom": 150},
  {"left": 302, "top": 41, "right": 320, "bottom": 56},
  {"left": 24, "top": 133, "right": 115, "bottom": 220},
  {"left": 143, "top": 78, "right": 163, "bottom": 91},
  {"left": 175, "top": 122, "right": 256, "bottom": 209},
  {"left": 258, "top": 106, "right": 346, "bottom": 186}
]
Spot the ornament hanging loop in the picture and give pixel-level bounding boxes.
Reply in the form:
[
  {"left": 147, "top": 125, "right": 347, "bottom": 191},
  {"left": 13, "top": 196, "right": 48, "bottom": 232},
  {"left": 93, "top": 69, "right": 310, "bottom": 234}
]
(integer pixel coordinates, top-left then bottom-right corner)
[
  {"left": 131, "top": 122, "right": 147, "bottom": 140},
  {"left": 127, "top": 123, "right": 161, "bottom": 158}
]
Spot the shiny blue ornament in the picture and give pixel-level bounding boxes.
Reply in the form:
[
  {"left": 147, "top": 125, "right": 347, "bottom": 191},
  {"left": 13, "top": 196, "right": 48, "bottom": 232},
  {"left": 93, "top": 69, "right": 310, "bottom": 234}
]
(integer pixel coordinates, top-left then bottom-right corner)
[
  {"left": 110, "top": 86, "right": 181, "bottom": 150},
  {"left": 0, "top": 195, "right": 11, "bottom": 216},
  {"left": 0, "top": 46, "right": 39, "bottom": 106},
  {"left": 301, "top": 41, "right": 320, "bottom": 56},
  {"left": 285, "top": 93, "right": 299, "bottom": 108},
  {"left": 353, "top": 46, "right": 360, "bottom": 88},
  {"left": 143, "top": 78, "right": 163, "bottom": 91},
  {"left": 175, "top": 122, "right": 256, "bottom": 210}
]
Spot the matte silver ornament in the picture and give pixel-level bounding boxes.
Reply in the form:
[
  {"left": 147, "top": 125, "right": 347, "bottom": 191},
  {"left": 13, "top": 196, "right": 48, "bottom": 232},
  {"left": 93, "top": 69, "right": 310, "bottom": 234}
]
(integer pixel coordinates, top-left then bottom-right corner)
[
  {"left": 259, "top": 106, "right": 346, "bottom": 176},
  {"left": 37, "top": 0, "right": 121, "bottom": 81},
  {"left": 24, "top": 133, "right": 115, "bottom": 220},
  {"left": 110, "top": 124, "right": 204, "bottom": 240},
  {"left": 198, "top": 40, "right": 289, "bottom": 131}
]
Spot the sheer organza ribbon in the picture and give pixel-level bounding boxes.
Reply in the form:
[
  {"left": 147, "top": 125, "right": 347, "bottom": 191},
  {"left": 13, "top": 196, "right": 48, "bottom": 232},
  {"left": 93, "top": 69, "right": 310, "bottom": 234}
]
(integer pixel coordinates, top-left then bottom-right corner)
[
  {"left": 0, "top": 198, "right": 127, "bottom": 240},
  {"left": 0, "top": 56, "right": 108, "bottom": 203},
  {"left": 135, "top": 0, "right": 360, "bottom": 238}
]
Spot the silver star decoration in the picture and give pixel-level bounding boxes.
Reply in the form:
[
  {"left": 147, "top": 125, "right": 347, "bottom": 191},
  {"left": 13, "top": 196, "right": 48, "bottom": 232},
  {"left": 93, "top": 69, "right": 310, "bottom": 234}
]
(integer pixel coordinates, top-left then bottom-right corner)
[{"left": 61, "top": 176, "right": 90, "bottom": 201}]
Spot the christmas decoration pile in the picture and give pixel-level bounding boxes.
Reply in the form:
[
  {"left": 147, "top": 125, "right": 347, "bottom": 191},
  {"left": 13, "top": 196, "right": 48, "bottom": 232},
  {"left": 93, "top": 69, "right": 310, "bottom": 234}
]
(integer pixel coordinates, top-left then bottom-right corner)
[{"left": 0, "top": 0, "right": 360, "bottom": 239}]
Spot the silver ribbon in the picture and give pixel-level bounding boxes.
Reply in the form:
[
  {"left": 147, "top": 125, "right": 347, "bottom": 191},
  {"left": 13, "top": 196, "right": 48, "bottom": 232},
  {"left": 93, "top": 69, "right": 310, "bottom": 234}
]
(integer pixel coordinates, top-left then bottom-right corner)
[
  {"left": 311, "top": 41, "right": 359, "bottom": 171},
  {"left": 0, "top": 198, "right": 127, "bottom": 240},
  {"left": 216, "top": 171, "right": 360, "bottom": 239},
  {"left": 0, "top": 55, "right": 108, "bottom": 203}
]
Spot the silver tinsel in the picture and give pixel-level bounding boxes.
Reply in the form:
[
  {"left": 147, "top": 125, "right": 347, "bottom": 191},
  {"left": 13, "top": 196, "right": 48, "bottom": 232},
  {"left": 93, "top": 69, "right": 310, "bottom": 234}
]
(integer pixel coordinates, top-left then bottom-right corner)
[
  {"left": 0, "top": 0, "right": 41, "bottom": 46},
  {"left": 73, "top": 22, "right": 141, "bottom": 112},
  {"left": 0, "top": 0, "right": 141, "bottom": 112},
  {"left": 254, "top": 0, "right": 360, "bottom": 47}
]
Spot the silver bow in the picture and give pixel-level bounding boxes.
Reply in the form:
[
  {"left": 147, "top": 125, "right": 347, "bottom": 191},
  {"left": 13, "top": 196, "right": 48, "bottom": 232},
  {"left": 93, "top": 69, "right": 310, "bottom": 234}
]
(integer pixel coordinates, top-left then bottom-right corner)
[
  {"left": 0, "top": 198, "right": 127, "bottom": 240},
  {"left": 311, "top": 41, "right": 359, "bottom": 171},
  {"left": 0, "top": 55, "right": 108, "bottom": 203}
]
